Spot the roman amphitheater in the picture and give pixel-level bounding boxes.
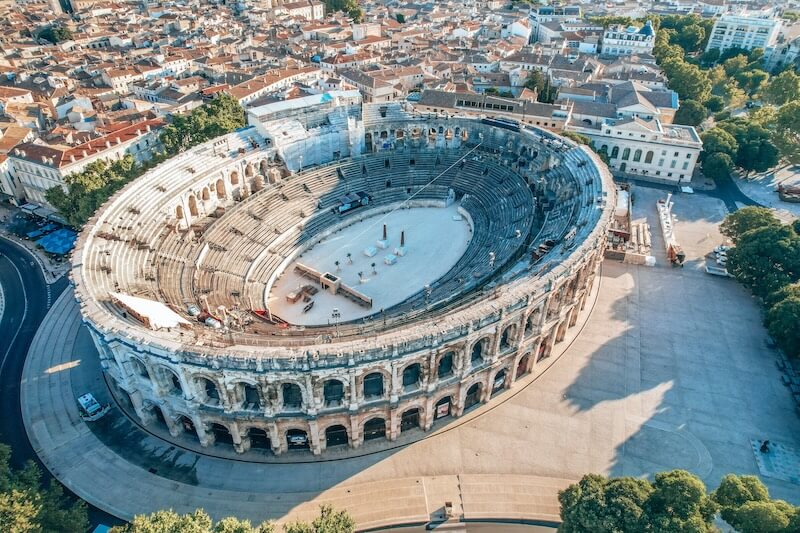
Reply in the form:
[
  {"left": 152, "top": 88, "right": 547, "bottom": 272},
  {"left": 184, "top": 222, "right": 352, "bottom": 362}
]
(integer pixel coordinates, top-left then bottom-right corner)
[{"left": 71, "top": 93, "right": 614, "bottom": 458}]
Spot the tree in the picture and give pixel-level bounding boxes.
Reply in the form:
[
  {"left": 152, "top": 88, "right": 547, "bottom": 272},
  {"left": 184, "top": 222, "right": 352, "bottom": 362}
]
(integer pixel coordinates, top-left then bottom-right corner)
[
  {"left": 284, "top": 505, "right": 355, "bottom": 533},
  {"left": 701, "top": 128, "right": 738, "bottom": 159},
  {"left": 766, "top": 296, "right": 800, "bottom": 359},
  {"left": 662, "top": 58, "right": 712, "bottom": 103},
  {"left": 764, "top": 70, "right": 800, "bottom": 105},
  {"left": 734, "top": 69, "right": 769, "bottom": 96},
  {"left": 39, "top": 26, "right": 73, "bottom": 44},
  {"left": 726, "top": 224, "right": 800, "bottom": 298},
  {"left": 674, "top": 24, "right": 705, "bottom": 53},
  {"left": 717, "top": 119, "right": 780, "bottom": 173},
  {"left": 0, "top": 443, "right": 88, "bottom": 533},
  {"left": 643, "top": 470, "right": 717, "bottom": 532},
  {"left": 112, "top": 509, "right": 274, "bottom": 533},
  {"left": 711, "top": 474, "right": 769, "bottom": 509},
  {"left": 674, "top": 99, "right": 707, "bottom": 126},
  {"left": 561, "top": 131, "right": 591, "bottom": 146},
  {"left": 704, "top": 95, "right": 724, "bottom": 113},
  {"left": 766, "top": 281, "right": 800, "bottom": 309},
  {"left": 701, "top": 152, "right": 733, "bottom": 183},
  {"left": 720, "top": 206, "right": 781, "bottom": 243},
  {"left": 558, "top": 474, "right": 652, "bottom": 533},
  {"left": 712, "top": 475, "right": 799, "bottom": 533}
]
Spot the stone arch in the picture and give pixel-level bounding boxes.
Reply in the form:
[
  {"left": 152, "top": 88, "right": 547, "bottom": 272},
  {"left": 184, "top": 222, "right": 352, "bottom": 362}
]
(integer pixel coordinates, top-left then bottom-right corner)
[
  {"left": 622, "top": 147, "right": 631, "bottom": 161},
  {"left": 401, "top": 362, "right": 423, "bottom": 391},
  {"left": 286, "top": 427, "right": 310, "bottom": 450},
  {"left": 252, "top": 174, "right": 265, "bottom": 192},
  {"left": 129, "top": 356, "right": 150, "bottom": 380},
  {"left": 230, "top": 171, "right": 240, "bottom": 186},
  {"left": 280, "top": 381, "right": 304, "bottom": 411},
  {"left": 155, "top": 365, "right": 183, "bottom": 396},
  {"left": 399, "top": 406, "right": 422, "bottom": 432},
  {"left": 362, "top": 416, "right": 387, "bottom": 441},
  {"left": 633, "top": 149, "right": 642, "bottom": 162},
  {"left": 645, "top": 150, "right": 654, "bottom": 164},
  {"left": 195, "top": 375, "right": 221, "bottom": 406},
  {"left": 359, "top": 368, "right": 390, "bottom": 400},
  {"left": 490, "top": 367, "right": 508, "bottom": 395},
  {"left": 461, "top": 129, "right": 469, "bottom": 141},
  {"left": 470, "top": 336, "right": 491, "bottom": 366},
  {"left": 235, "top": 381, "right": 262, "bottom": 410},
  {"left": 247, "top": 427, "right": 272, "bottom": 451},
  {"left": 499, "top": 323, "right": 517, "bottom": 351},
  {"left": 176, "top": 414, "right": 199, "bottom": 441},
  {"left": 445, "top": 128, "right": 454, "bottom": 140},
  {"left": 245, "top": 163, "right": 255, "bottom": 177},
  {"left": 515, "top": 352, "right": 532, "bottom": 380},
  {"left": 433, "top": 394, "right": 453, "bottom": 419},
  {"left": 411, "top": 128, "right": 421, "bottom": 139},
  {"left": 175, "top": 204, "right": 185, "bottom": 222},
  {"left": 188, "top": 195, "right": 199, "bottom": 217},
  {"left": 201, "top": 187, "right": 210, "bottom": 201},
  {"left": 436, "top": 350, "right": 455, "bottom": 380},
  {"left": 438, "top": 126, "right": 444, "bottom": 134},
  {"left": 463, "top": 382, "right": 482, "bottom": 410},
  {"left": 379, "top": 130, "right": 388, "bottom": 139},
  {"left": 215, "top": 178, "right": 226, "bottom": 199},
  {"left": 362, "top": 371, "right": 385, "bottom": 400},
  {"left": 209, "top": 422, "right": 234, "bottom": 447},
  {"left": 395, "top": 129, "right": 404, "bottom": 139},
  {"left": 610, "top": 146, "right": 619, "bottom": 159},
  {"left": 525, "top": 306, "right": 542, "bottom": 337},
  {"left": 260, "top": 159, "right": 269, "bottom": 175},
  {"left": 322, "top": 378, "right": 346, "bottom": 408},
  {"left": 324, "top": 424, "right": 349, "bottom": 447}
]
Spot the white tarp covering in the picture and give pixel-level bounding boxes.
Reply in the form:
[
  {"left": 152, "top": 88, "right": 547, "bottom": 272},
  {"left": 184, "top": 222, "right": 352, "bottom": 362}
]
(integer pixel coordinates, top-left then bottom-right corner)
[{"left": 111, "top": 292, "right": 191, "bottom": 330}]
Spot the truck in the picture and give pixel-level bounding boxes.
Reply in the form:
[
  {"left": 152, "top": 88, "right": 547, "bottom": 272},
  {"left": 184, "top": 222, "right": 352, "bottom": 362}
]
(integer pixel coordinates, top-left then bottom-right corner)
[{"left": 77, "top": 393, "right": 110, "bottom": 422}]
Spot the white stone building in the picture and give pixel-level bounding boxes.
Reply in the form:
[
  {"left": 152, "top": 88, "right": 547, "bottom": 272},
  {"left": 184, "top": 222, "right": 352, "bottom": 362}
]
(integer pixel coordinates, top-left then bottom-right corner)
[
  {"left": 567, "top": 117, "right": 702, "bottom": 184},
  {"left": 705, "top": 13, "right": 782, "bottom": 55},
  {"left": 600, "top": 22, "right": 656, "bottom": 57}
]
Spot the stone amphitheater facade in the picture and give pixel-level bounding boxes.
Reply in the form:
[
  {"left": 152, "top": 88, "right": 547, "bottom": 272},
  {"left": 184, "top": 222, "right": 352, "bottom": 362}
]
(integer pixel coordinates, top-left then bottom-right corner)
[{"left": 72, "top": 102, "right": 615, "bottom": 457}]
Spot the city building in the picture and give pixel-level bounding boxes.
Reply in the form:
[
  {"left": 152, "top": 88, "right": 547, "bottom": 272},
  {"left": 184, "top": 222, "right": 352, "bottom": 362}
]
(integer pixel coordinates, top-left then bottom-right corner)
[
  {"left": 600, "top": 21, "right": 656, "bottom": 57},
  {"left": 705, "top": 12, "right": 782, "bottom": 55}
]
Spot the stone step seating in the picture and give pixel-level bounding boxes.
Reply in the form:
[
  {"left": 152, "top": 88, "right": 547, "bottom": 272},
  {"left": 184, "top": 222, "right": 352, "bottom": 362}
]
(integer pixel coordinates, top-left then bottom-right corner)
[{"left": 458, "top": 474, "right": 571, "bottom": 523}]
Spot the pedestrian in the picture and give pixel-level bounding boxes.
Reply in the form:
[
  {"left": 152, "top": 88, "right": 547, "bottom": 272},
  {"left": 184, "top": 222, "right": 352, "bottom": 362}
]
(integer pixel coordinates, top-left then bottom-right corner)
[{"left": 760, "top": 440, "right": 770, "bottom": 453}]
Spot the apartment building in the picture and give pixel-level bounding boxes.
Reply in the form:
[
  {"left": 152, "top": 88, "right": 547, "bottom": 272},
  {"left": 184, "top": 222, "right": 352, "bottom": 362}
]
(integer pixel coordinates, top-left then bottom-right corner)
[
  {"left": 705, "top": 13, "right": 782, "bottom": 54},
  {"left": 600, "top": 22, "right": 656, "bottom": 57}
]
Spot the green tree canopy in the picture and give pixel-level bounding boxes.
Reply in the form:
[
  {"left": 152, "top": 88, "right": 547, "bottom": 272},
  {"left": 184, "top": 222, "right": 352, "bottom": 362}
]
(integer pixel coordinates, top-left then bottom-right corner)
[
  {"left": 0, "top": 443, "right": 88, "bottom": 533},
  {"left": 283, "top": 505, "right": 355, "bottom": 533},
  {"left": 701, "top": 152, "right": 733, "bottom": 183},
  {"left": 764, "top": 70, "right": 800, "bottom": 106},
  {"left": 720, "top": 206, "right": 781, "bottom": 242},
  {"left": 712, "top": 475, "right": 799, "bottom": 533},
  {"left": 701, "top": 128, "right": 739, "bottom": 159},
  {"left": 726, "top": 224, "right": 800, "bottom": 298},
  {"left": 662, "top": 58, "right": 712, "bottom": 103},
  {"left": 766, "top": 296, "right": 800, "bottom": 359},
  {"left": 112, "top": 509, "right": 274, "bottom": 533},
  {"left": 674, "top": 99, "right": 707, "bottom": 126}
]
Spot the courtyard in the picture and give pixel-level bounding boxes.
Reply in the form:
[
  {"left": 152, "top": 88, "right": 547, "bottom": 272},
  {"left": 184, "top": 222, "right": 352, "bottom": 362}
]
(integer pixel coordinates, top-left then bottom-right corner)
[{"left": 21, "top": 186, "right": 800, "bottom": 528}]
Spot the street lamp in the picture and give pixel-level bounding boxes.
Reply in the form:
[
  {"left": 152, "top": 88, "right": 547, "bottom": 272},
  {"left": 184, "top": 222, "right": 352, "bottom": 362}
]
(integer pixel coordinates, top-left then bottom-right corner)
[{"left": 331, "top": 308, "right": 341, "bottom": 338}]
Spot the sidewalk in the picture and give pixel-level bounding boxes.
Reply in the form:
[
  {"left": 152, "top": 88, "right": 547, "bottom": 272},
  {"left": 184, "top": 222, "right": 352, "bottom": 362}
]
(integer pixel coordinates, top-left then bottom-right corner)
[{"left": 731, "top": 168, "right": 800, "bottom": 222}]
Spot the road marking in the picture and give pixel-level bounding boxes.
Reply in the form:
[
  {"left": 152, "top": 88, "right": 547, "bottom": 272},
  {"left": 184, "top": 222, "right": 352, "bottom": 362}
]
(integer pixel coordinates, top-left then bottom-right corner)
[{"left": 0, "top": 254, "right": 29, "bottom": 379}]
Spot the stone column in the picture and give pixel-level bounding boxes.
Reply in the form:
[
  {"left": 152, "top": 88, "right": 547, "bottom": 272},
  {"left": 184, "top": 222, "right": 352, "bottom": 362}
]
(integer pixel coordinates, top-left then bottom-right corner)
[
  {"left": 129, "top": 389, "right": 155, "bottom": 425},
  {"left": 230, "top": 421, "right": 245, "bottom": 454},
  {"left": 268, "top": 422, "right": 281, "bottom": 455},
  {"left": 422, "top": 396, "right": 435, "bottom": 431},
  {"left": 308, "top": 420, "right": 322, "bottom": 455},
  {"left": 389, "top": 410, "right": 400, "bottom": 441},
  {"left": 389, "top": 367, "right": 400, "bottom": 404},
  {"left": 304, "top": 375, "right": 317, "bottom": 416},
  {"left": 195, "top": 418, "right": 213, "bottom": 447},
  {"left": 349, "top": 372, "right": 359, "bottom": 411},
  {"left": 350, "top": 415, "right": 363, "bottom": 449}
]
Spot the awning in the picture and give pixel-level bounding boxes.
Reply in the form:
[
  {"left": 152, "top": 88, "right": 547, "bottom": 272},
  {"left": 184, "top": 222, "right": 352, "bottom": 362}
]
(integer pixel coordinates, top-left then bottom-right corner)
[
  {"left": 35, "top": 228, "right": 77, "bottom": 255},
  {"left": 110, "top": 292, "right": 191, "bottom": 330}
]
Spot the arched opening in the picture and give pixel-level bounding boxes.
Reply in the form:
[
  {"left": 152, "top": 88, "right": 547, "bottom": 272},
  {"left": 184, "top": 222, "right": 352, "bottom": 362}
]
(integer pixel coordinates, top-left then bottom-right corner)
[
  {"left": 245, "top": 164, "right": 254, "bottom": 177},
  {"left": 325, "top": 425, "right": 348, "bottom": 447},
  {"left": 516, "top": 354, "right": 530, "bottom": 380},
  {"left": 402, "top": 363, "right": 422, "bottom": 391},
  {"left": 152, "top": 405, "right": 168, "bottom": 429},
  {"left": 252, "top": 175, "right": 265, "bottom": 192},
  {"left": 230, "top": 171, "right": 239, "bottom": 185},
  {"left": 445, "top": 128, "right": 454, "bottom": 140},
  {"left": 395, "top": 129, "right": 404, "bottom": 139},
  {"left": 385, "top": 179, "right": 391, "bottom": 188},
  {"left": 471, "top": 338, "right": 488, "bottom": 366},
  {"left": 610, "top": 146, "right": 619, "bottom": 159},
  {"left": 582, "top": 118, "right": 592, "bottom": 126},
  {"left": 177, "top": 415, "right": 198, "bottom": 441},
  {"left": 363, "top": 418, "right": 386, "bottom": 441},
  {"left": 201, "top": 187, "right": 210, "bottom": 201},
  {"left": 461, "top": 129, "right": 469, "bottom": 141},
  {"left": 438, "top": 126, "right": 444, "bottom": 134},
  {"left": 384, "top": 159, "right": 390, "bottom": 168},
  {"left": 210, "top": 422, "right": 234, "bottom": 447},
  {"left": 400, "top": 407, "right": 421, "bottom": 432},
  {"left": 241, "top": 383, "right": 260, "bottom": 410},
  {"left": 198, "top": 377, "right": 220, "bottom": 405},
  {"left": 622, "top": 148, "right": 631, "bottom": 161},
  {"left": 645, "top": 150, "right": 654, "bottom": 164},
  {"left": 411, "top": 128, "right": 421, "bottom": 139},
  {"left": 633, "top": 149, "right": 642, "bottom": 162},
  {"left": 499, "top": 325, "right": 516, "bottom": 351},
  {"left": 437, "top": 351, "right": 454, "bottom": 380},
  {"left": 175, "top": 205, "right": 184, "bottom": 221},
  {"left": 492, "top": 369, "right": 507, "bottom": 395},
  {"left": 248, "top": 428, "right": 271, "bottom": 451},
  {"left": 434, "top": 396, "right": 452, "bottom": 419},
  {"left": 525, "top": 308, "right": 540, "bottom": 336},
  {"left": 364, "top": 132, "right": 373, "bottom": 152},
  {"left": 287, "top": 429, "right": 309, "bottom": 450},
  {"left": 363, "top": 372, "right": 384, "bottom": 400},
  {"left": 130, "top": 358, "right": 149, "bottom": 380},
  {"left": 215, "top": 179, "right": 225, "bottom": 199},
  {"left": 188, "top": 195, "right": 198, "bottom": 217},
  {"left": 161, "top": 368, "right": 182, "bottom": 396},
  {"left": 323, "top": 379, "right": 345, "bottom": 408},
  {"left": 464, "top": 382, "right": 482, "bottom": 410},
  {"left": 260, "top": 160, "right": 269, "bottom": 175},
  {"left": 282, "top": 383, "right": 303, "bottom": 410},
  {"left": 380, "top": 130, "right": 388, "bottom": 139}
]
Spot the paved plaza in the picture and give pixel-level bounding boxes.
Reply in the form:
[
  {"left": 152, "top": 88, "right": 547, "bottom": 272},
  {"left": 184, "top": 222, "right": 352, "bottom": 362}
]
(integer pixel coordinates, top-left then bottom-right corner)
[
  {"left": 732, "top": 166, "right": 800, "bottom": 222},
  {"left": 21, "top": 188, "right": 800, "bottom": 529}
]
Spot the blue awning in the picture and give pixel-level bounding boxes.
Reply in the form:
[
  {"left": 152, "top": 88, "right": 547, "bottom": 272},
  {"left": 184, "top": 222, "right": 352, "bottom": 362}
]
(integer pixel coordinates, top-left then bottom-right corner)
[{"left": 35, "top": 228, "right": 77, "bottom": 255}]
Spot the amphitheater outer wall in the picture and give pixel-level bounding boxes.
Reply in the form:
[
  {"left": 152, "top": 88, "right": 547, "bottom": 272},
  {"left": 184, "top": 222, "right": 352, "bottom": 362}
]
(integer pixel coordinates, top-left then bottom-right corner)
[{"left": 73, "top": 113, "right": 614, "bottom": 456}]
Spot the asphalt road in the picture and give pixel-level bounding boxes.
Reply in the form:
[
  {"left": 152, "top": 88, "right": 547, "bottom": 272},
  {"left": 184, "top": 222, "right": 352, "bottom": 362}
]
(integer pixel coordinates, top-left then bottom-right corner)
[{"left": 0, "top": 236, "right": 119, "bottom": 528}]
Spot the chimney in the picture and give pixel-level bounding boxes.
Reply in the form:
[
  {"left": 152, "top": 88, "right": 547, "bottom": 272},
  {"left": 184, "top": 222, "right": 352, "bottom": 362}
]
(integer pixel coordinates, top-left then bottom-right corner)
[
  {"left": 82, "top": 150, "right": 88, "bottom": 158},
  {"left": 105, "top": 140, "right": 111, "bottom": 148},
  {"left": 135, "top": 129, "right": 141, "bottom": 136},
  {"left": 70, "top": 154, "right": 76, "bottom": 163},
  {"left": 41, "top": 155, "right": 47, "bottom": 163},
  {"left": 116, "top": 137, "right": 122, "bottom": 145},
  {"left": 145, "top": 124, "right": 151, "bottom": 132},
  {"left": 382, "top": 224, "right": 387, "bottom": 240}
]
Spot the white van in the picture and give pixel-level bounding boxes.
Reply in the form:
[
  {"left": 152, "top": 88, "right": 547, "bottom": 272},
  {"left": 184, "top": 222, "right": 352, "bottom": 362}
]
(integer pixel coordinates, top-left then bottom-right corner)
[{"left": 77, "top": 393, "right": 109, "bottom": 421}]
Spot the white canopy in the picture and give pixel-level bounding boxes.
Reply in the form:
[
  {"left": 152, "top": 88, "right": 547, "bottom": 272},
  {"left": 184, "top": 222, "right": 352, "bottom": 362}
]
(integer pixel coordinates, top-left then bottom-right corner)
[{"left": 111, "top": 292, "right": 191, "bottom": 330}]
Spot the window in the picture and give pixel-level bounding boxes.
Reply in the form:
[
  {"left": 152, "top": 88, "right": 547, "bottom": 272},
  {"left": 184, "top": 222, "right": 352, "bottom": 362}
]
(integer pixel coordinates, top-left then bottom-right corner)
[
  {"left": 686, "top": 153, "right": 692, "bottom": 159},
  {"left": 682, "top": 161, "right": 689, "bottom": 170},
  {"left": 658, "top": 159, "right": 664, "bottom": 166},
  {"left": 670, "top": 160, "right": 676, "bottom": 169},
  {"left": 622, "top": 148, "right": 631, "bottom": 161}
]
